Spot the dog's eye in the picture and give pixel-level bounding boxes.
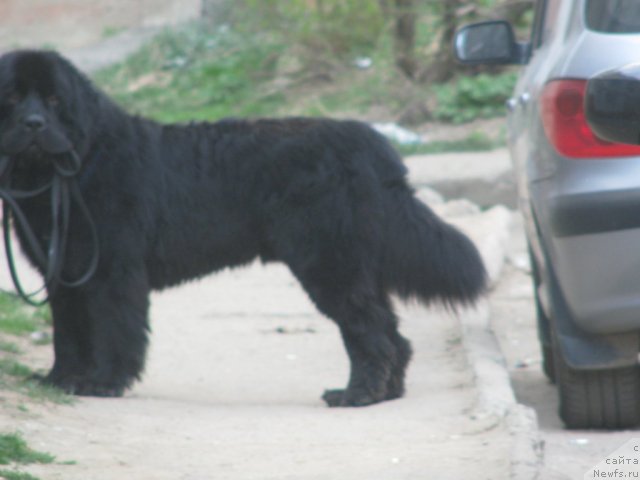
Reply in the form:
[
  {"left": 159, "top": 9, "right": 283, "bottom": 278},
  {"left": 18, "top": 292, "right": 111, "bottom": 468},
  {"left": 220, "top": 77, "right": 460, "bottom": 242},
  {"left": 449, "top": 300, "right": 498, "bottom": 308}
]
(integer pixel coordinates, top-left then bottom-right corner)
[{"left": 47, "top": 95, "right": 59, "bottom": 107}]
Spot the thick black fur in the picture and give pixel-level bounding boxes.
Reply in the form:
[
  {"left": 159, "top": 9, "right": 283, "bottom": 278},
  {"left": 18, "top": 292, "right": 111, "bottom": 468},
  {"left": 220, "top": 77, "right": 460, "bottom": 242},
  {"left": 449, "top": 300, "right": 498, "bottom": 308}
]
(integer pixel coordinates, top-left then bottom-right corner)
[{"left": 0, "top": 50, "right": 487, "bottom": 405}]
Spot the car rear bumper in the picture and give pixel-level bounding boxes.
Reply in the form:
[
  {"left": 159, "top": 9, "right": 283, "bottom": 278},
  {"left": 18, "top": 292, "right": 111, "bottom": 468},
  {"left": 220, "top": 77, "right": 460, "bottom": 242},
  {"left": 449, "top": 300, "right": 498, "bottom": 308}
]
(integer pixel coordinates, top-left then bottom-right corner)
[
  {"left": 551, "top": 227, "right": 640, "bottom": 333},
  {"left": 550, "top": 188, "right": 640, "bottom": 237},
  {"left": 534, "top": 156, "right": 640, "bottom": 335}
]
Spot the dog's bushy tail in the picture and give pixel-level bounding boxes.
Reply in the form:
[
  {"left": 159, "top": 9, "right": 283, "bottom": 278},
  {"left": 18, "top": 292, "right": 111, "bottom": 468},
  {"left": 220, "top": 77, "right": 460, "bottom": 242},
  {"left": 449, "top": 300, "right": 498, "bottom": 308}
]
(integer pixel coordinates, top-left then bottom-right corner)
[{"left": 382, "top": 188, "right": 487, "bottom": 308}]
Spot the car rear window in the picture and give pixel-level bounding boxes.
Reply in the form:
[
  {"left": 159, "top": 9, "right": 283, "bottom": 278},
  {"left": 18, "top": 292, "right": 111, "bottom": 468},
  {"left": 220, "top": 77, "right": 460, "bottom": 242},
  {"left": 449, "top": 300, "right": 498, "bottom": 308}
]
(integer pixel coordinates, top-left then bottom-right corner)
[{"left": 586, "top": 0, "right": 640, "bottom": 33}]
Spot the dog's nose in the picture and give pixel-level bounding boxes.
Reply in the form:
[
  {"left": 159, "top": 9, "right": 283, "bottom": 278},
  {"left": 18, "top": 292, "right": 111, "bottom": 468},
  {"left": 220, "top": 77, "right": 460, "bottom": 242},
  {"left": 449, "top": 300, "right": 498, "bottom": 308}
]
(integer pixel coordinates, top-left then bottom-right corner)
[{"left": 23, "top": 114, "right": 46, "bottom": 131}]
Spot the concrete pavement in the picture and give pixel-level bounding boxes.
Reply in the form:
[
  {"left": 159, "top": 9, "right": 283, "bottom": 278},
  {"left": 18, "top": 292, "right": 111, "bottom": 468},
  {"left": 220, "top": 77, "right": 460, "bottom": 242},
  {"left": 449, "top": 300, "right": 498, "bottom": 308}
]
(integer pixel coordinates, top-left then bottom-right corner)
[{"left": 0, "top": 174, "right": 527, "bottom": 479}]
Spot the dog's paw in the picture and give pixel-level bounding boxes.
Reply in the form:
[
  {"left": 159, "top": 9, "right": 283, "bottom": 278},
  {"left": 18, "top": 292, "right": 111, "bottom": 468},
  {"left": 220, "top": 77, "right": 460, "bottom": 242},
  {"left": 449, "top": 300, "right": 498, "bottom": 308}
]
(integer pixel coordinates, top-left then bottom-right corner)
[
  {"left": 37, "top": 371, "right": 126, "bottom": 397},
  {"left": 322, "top": 389, "right": 346, "bottom": 407},
  {"left": 33, "top": 370, "right": 82, "bottom": 394},
  {"left": 72, "top": 381, "right": 126, "bottom": 398},
  {"left": 321, "top": 388, "right": 379, "bottom": 407}
]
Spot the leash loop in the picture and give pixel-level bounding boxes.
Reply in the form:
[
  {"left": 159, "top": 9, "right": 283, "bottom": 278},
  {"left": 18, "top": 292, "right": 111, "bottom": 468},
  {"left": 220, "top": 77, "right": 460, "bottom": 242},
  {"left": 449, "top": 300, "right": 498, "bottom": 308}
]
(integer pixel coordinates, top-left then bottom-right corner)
[{"left": 0, "top": 151, "right": 100, "bottom": 306}]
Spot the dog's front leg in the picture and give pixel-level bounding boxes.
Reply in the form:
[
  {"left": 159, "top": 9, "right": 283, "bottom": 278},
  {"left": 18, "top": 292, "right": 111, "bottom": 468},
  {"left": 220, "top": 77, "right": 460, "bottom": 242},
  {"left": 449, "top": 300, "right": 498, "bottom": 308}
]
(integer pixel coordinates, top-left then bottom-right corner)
[
  {"left": 43, "top": 269, "right": 151, "bottom": 397},
  {"left": 40, "top": 286, "right": 92, "bottom": 391}
]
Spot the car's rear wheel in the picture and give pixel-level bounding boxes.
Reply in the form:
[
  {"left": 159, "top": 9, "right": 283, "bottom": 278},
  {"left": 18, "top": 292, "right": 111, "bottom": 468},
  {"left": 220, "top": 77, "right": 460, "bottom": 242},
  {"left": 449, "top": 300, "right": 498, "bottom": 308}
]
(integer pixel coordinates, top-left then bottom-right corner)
[{"left": 553, "top": 340, "right": 640, "bottom": 429}]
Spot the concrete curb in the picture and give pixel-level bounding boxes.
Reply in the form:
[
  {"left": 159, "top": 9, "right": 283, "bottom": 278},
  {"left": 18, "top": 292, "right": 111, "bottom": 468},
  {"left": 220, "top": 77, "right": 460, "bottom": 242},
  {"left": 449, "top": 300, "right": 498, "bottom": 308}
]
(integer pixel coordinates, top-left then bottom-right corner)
[
  {"left": 459, "top": 300, "right": 543, "bottom": 480},
  {"left": 406, "top": 149, "right": 517, "bottom": 209},
  {"left": 436, "top": 202, "right": 543, "bottom": 480}
]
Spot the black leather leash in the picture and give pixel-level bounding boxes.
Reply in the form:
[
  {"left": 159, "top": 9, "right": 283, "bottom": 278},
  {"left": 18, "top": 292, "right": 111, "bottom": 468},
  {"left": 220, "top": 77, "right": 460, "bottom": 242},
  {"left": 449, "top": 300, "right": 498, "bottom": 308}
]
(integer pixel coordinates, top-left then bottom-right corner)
[{"left": 0, "top": 152, "right": 99, "bottom": 306}]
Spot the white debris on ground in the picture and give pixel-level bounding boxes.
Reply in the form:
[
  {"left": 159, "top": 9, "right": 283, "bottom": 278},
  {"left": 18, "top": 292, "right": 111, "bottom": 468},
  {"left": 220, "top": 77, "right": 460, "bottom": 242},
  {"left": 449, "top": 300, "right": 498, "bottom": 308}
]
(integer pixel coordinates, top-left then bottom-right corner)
[{"left": 372, "top": 122, "right": 425, "bottom": 145}]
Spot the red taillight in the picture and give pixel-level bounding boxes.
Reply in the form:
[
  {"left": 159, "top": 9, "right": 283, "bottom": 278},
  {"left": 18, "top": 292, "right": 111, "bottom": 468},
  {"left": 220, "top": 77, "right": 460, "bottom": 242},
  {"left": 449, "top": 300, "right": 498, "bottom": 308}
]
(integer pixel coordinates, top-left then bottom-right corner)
[{"left": 540, "top": 79, "right": 640, "bottom": 158}]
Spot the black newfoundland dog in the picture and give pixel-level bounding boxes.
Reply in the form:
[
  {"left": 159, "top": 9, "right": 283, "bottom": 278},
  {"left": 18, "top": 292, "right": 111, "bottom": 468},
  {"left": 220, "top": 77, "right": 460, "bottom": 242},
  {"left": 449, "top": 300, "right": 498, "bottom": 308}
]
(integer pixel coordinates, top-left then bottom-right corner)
[{"left": 0, "top": 50, "right": 486, "bottom": 406}]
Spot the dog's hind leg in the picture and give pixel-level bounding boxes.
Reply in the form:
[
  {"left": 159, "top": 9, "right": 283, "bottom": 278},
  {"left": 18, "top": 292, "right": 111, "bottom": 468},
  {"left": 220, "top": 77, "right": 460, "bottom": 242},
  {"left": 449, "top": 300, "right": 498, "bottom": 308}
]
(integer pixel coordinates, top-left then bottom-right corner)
[
  {"left": 377, "top": 294, "right": 412, "bottom": 401},
  {"left": 268, "top": 167, "right": 410, "bottom": 406},
  {"left": 289, "top": 263, "right": 410, "bottom": 407},
  {"left": 318, "top": 288, "right": 411, "bottom": 407}
]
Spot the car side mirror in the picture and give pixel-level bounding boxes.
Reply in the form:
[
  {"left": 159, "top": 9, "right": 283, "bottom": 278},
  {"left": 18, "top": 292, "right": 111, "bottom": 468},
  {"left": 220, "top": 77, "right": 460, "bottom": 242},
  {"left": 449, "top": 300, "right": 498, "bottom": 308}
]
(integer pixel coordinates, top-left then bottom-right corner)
[
  {"left": 586, "top": 64, "right": 640, "bottom": 145},
  {"left": 454, "top": 20, "right": 529, "bottom": 65}
]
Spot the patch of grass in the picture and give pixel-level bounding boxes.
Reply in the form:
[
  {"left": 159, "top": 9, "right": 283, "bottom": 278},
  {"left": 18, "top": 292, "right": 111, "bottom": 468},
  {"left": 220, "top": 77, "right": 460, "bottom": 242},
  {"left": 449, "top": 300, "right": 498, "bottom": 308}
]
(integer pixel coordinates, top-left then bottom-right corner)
[
  {"left": 0, "top": 433, "right": 51, "bottom": 480},
  {"left": 395, "top": 131, "right": 501, "bottom": 157},
  {"left": 0, "top": 341, "right": 20, "bottom": 355},
  {"left": 0, "top": 359, "right": 32, "bottom": 379},
  {"left": 0, "top": 469, "right": 41, "bottom": 480},
  {"left": 94, "top": 18, "right": 516, "bottom": 155},
  {"left": 102, "top": 26, "right": 125, "bottom": 39},
  {"left": 95, "top": 23, "right": 287, "bottom": 123},
  {"left": 21, "top": 380, "right": 73, "bottom": 405},
  {"left": 0, "top": 292, "right": 50, "bottom": 337},
  {"left": 0, "top": 433, "right": 54, "bottom": 465},
  {"left": 0, "top": 348, "right": 71, "bottom": 406},
  {"left": 0, "top": 289, "right": 62, "bottom": 402},
  {"left": 432, "top": 72, "right": 518, "bottom": 124},
  {"left": 286, "top": 55, "right": 415, "bottom": 118},
  {"left": 233, "top": 0, "right": 386, "bottom": 60},
  {"left": 0, "top": 361, "right": 72, "bottom": 405}
]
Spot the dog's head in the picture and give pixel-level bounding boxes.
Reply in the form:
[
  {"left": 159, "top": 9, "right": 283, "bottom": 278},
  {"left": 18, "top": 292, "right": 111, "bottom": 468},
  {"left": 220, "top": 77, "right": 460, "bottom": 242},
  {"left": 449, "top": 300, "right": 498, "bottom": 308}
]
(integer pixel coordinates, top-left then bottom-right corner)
[{"left": 0, "top": 50, "right": 100, "bottom": 165}]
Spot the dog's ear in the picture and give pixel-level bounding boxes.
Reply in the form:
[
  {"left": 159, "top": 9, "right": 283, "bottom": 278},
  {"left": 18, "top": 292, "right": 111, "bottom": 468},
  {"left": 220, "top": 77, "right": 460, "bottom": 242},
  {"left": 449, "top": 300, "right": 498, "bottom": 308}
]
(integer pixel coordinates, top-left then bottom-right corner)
[
  {"left": 46, "top": 52, "right": 105, "bottom": 153},
  {"left": 0, "top": 52, "right": 18, "bottom": 102}
]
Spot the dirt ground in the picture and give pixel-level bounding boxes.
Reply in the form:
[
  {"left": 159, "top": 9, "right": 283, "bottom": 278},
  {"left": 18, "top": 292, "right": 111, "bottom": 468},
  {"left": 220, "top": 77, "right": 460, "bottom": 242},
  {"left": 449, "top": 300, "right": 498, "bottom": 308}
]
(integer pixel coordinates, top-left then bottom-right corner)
[{"left": 0, "top": 0, "right": 200, "bottom": 51}]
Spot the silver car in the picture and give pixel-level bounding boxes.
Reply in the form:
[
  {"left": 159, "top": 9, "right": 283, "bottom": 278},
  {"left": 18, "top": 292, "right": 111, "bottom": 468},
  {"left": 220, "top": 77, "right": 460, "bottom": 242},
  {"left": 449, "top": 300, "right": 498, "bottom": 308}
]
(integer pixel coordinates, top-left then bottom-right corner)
[{"left": 455, "top": 0, "right": 640, "bottom": 429}]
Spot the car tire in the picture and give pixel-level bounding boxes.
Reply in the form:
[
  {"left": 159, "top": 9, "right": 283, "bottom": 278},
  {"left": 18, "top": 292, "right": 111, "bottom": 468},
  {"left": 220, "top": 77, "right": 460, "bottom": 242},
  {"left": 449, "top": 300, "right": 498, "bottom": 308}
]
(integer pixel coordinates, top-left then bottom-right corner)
[{"left": 553, "top": 341, "right": 640, "bottom": 429}]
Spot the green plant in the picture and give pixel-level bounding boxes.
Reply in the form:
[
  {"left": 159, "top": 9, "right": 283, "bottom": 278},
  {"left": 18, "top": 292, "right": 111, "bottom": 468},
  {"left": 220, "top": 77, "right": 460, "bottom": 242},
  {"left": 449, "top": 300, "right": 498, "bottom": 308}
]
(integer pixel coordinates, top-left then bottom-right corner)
[
  {"left": 433, "top": 72, "right": 518, "bottom": 124},
  {"left": 0, "top": 469, "right": 40, "bottom": 480},
  {"left": 102, "top": 26, "right": 125, "bottom": 39},
  {"left": 0, "top": 433, "right": 54, "bottom": 465},
  {"left": 0, "top": 292, "right": 50, "bottom": 336},
  {"left": 0, "top": 359, "right": 32, "bottom": 379},
  {"left": 0, "top": 432, "right": 54, "bottom": 480},
  {"left": 394, "top": 130, "right": 500, "bottom": 156},
  {"left": 0, "top": 341, "right": 20, "bottom": 354},
  {"left": 95, "top": 23, "right": 286, "bottom": 123},
  {"left": 0, "top": 363, "right": 73, "bottom": 405},
  {"left": 0, "top": 291, "right": 70, "bottom": 405},
  {"left": 21, "top": 380, "right": 73, "bottom": 405},
  {"left": 227, "top": 0, "right": 385, "bottom": 59}
]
